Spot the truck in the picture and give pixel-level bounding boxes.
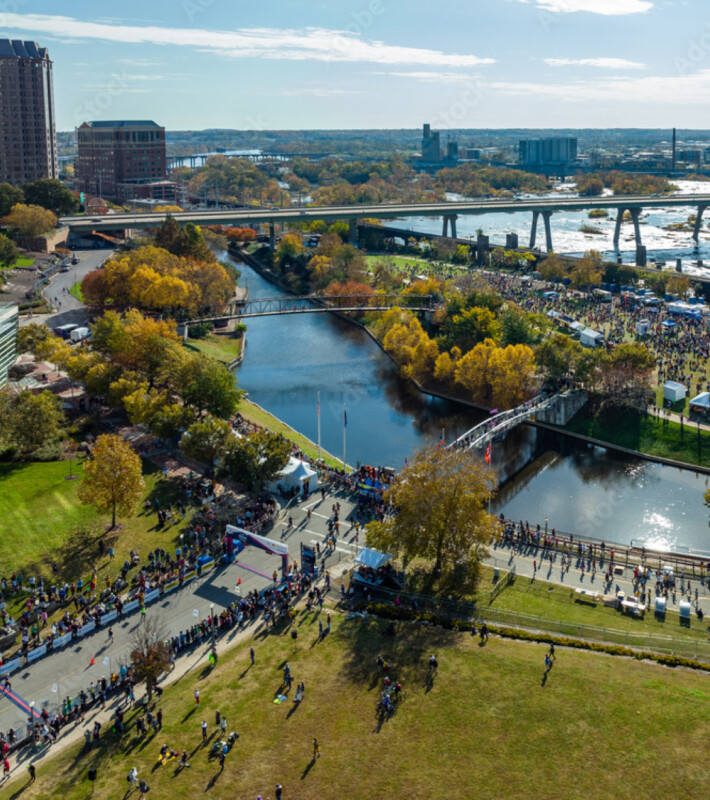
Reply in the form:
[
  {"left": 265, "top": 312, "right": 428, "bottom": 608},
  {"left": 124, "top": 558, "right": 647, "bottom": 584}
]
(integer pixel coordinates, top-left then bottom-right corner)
[{"left": 70, "top": 326, "right": 90, "bottom": 343}]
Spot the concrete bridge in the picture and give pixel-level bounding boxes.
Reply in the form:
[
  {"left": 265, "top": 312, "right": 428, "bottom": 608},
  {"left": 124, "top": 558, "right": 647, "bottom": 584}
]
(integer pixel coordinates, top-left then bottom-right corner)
[
  {"left": 60, "top": 192, "right": 710, "bottom": 266},
  {"left": 181, "top": 293, "right": 434, "bottom": 328},
  {"left": 449, "top": 394, "right": 558, "bottom": 452}
]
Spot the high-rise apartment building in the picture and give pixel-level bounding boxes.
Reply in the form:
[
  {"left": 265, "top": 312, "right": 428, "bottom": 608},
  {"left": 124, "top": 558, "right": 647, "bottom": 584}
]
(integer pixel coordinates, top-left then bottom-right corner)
[
  {"left": 519, "top": 137, "right": 578, "bottom": 165},
  {"left": 76, "top": 120, "right": 173, "bottom": 202},
  {"left": 0, "top": 304, "right": 18, "bottom": 388},
  {"left": 0, "top": 40, "right": 57, "bottom": 186}
]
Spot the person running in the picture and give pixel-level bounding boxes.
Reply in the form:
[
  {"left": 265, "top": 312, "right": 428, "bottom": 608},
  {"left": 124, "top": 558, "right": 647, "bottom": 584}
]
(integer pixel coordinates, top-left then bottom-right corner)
[
  {"left": 428, "top": 654, "right": 438, "bottom": 676},
  {"left": 28, "top": 763, "right": 35, "bottom": 783},
  {"left": 194, "top": 689, "right": 200, "bottom": 707},
  {"left": 201, "top": 720, "right": 207, "bottom": 740},
  {"left": 108, "top": 627, "right": 114, "bottom": 644},
  {"left": 313, "top": 737, "right": 320, "bottom": 759}
]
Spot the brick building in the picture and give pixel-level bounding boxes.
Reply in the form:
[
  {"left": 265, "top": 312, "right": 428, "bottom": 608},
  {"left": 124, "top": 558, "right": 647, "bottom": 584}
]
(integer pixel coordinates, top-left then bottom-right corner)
[
  {"left": 76, "top": 120, "right": 175, "bottom": 202},
  {"left": 0, "top": 40, "right": 57, "bottom": 186}
]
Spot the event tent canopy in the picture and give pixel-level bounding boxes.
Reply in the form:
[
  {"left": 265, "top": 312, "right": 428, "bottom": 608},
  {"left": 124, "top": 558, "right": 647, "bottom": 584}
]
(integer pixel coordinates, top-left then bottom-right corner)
[
  {"left": 268, "top": 457, "right": 318, "bottom": 493},
  {"left": 690, "top": 392, "right": 710, "bottom": 411},
  {"left": 354, "top": 548, "right": 392, "bottom": 570}
]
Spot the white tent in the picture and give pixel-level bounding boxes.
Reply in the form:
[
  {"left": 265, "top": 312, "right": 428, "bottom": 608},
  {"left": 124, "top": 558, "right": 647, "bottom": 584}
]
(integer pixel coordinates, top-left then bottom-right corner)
[
  {"left": 690, "top": 392, "right": 710, "bottom": 414},
  {"left": 268, "top": 456, "right": 318, "bottom": 494},
  {"left": 580, "top": 328, "right": 604, "bottom": 347},
  {"left": 663, "top": 381, "right": 686, "bottom": 403}
]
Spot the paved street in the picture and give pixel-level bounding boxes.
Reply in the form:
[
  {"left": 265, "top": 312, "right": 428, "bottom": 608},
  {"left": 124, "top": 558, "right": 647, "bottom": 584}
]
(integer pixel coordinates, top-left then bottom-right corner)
[
  {"left": 20, "top": 247, "right": 112, "bottom": 329},
  {"left": 0, "top": 490, "right": 360, "bottom": 735}
]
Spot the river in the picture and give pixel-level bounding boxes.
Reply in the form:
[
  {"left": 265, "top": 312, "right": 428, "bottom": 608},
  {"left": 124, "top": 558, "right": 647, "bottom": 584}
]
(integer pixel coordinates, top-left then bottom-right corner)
[{"left": 231, "top": 254, "right": 710, "bottom": 554}]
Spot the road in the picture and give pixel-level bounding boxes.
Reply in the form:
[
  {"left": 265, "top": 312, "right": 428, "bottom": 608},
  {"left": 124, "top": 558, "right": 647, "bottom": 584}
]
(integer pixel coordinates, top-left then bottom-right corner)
[
  {"left": 0, "top": 489, "right": 360, "bottom": 736},
  {"left": 20, "top": 248, "right": 112, "bottom": 330},
  {"left": 59, "top": 192, "right": 710, "bottom": 233}
]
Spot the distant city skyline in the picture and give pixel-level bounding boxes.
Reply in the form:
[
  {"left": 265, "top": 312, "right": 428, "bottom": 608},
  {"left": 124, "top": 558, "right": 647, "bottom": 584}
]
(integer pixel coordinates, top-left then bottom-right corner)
[{"left": 1, "top": 1, "right": 709, "bottom": 131}]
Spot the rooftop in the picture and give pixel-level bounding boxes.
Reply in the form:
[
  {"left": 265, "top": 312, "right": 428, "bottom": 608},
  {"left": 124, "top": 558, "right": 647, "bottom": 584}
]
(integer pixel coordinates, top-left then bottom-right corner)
[
  {"left": 0, "top": 40, "right": 49, "bottom": 60},
  {"left": 81, "top": 120, "right": 163, "bottom": 129}
]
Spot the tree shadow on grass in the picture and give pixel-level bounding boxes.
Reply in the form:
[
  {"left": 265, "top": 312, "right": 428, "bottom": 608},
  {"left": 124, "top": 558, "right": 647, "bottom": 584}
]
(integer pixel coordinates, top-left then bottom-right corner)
[{"left": 336, "top": 618, "right": 453, "bottom": 690}]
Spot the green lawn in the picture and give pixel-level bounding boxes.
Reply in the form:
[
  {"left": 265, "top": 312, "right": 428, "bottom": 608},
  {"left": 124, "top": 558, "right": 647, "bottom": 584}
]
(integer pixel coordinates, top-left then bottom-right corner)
[
  {"left": 10, "top": 256, "right": 34, "bottom": 268},
  {"left": 563, "top": 406, "right": 710, "bottom": 467},
  {"left": 240, "top": 399, "right": 343, "bottom": 470},
  {"left": 184, "top": 335, "right": 243, "bottom": 364},
  {"left": 0, "top": 459, "right": 196, "bottom": 598},
  {"left": 70, "top": 281, "right": 84, "bottom": 302},
  {"left": 485, "top": 563, "right": 710, "bottom": 647},
  {"left": 6, "top": 614, "right": 710, "bottom": 800}
]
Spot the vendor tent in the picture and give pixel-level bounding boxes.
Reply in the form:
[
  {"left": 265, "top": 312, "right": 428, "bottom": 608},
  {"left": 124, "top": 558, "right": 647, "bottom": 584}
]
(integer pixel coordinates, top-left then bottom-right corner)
[
  {"left": 689, "top": 392, "right": 710, "bottom": 414},
  {"left": 580, "top": 328, "right": 604, "bottom": 347},
  {"left": 268, "top": 456, "right": 317, "bottom": 494},
  {"left": 354, "top": 548, "right": 392, "bottom": 570}
]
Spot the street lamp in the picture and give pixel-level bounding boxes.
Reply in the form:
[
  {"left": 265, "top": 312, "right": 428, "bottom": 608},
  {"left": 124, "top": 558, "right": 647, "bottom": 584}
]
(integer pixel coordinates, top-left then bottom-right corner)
[{"left": 545, "top": 517, "right": 548, "bottom": 535}]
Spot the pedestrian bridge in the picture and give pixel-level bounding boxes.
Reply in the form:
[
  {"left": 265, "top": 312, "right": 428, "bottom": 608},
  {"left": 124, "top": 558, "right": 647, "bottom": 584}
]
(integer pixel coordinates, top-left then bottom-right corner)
[
  {"left": 449, "top": 393, "right": 559, "bottom": 452},
  {"left": 182, "top": 293, "right": 434, "bottom": 325}
]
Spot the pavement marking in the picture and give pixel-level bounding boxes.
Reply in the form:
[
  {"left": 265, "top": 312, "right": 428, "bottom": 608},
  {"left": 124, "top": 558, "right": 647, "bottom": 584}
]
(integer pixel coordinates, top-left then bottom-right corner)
[{"left": 0, "top": 685, "right": 42, "bottom": 720}]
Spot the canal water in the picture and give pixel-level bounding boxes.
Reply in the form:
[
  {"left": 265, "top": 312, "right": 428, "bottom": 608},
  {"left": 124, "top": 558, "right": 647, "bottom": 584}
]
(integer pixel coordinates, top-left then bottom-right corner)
[{"left": 231, "top": 254, "right": 710, "bottom": 553}]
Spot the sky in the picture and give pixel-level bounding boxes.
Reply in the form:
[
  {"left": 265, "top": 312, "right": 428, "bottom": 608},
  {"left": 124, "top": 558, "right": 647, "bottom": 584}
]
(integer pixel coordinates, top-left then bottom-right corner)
[{"left": 2, "top": 1, "right": 710, "bottom": 131}]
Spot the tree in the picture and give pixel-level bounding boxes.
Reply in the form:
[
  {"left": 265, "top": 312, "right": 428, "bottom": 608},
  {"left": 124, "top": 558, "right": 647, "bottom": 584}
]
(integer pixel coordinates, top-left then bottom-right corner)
[
  {"left": 500, "top": 306, "right": 539, "bottom": 346},
  {"left": 77, "top": 434, "right": 145, "bottom": 529},
  {"left": 22, "top": 179, "right": 79, "bottom": 215},
  {"left": 599, "top": 342, "right": 655, "bottom": 409},
  {"left": 130, "top": 616, "right": 171, "bottom": 702},
  {"left": 0, "top": 233, "right": 18, "bottom": 268},
  {"left": 366, "top": 445, "right": 498, "bottom": 577},
  {"left": 275, "top": 233, "right": 304, "bottom": 268},
  {"left": 169, "top": 353, "right": 243, "bottom": 418},
  {"left": 570, "top": 251, "right": 603, "bottom": 292},
  {"left": 3, "top": 203, "right": 57, "bottom": 237},
  {"left": 0, "top": 182, "right": 24, "bottom": 216},
  {"left": 536, "top": 333, "right": 584, "bottom": 386},
  {"left": 179, "top": 416, "right": 233, "bottom": 467},
  {"left": 538, "top": 253, "right": 567, "bottom": 283},
  {"left": 666, "top": 274, "right": 691, "bottom": 297},
  {"left": 0, "top": 389, "right": 65, "bottom": 456},
  {"left": 223, "top": 429, "right": 291, "bottom": 488},
  {"left": 441, "top": 306, "right": 501, "bottom": 351}
]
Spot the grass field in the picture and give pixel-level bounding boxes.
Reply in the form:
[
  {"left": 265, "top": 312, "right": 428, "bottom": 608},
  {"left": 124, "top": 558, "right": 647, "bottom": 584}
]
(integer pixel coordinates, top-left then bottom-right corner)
[
  {"left": 183, "top": 335, "right": 243, "bottom": 364},
  {"left": 485, "top": 562, "right": 710, "bottom": 645},
  {"left": 0, "top": 460, "right": 195, "bottom": 605},
  {"left": 69, "top": 281, "right": 83, "bottom": 302},
  {"left": 240, "top": 398, "right": 343, "bottom": 469},
  {"left": 5, "top": 614, "right": 710, "bottom": 800},
  {"left": 563, "top": 407, "right": 710, "bottom": 467}
]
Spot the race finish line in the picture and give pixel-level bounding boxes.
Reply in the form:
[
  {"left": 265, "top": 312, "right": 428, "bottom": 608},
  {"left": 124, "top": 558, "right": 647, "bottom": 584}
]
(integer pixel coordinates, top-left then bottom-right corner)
[
  {"left": 233, "top": 561, "right": 274, "bottom": 581},
  {"left": 0, "top": 684, "right": 42, "bottom": 720}
]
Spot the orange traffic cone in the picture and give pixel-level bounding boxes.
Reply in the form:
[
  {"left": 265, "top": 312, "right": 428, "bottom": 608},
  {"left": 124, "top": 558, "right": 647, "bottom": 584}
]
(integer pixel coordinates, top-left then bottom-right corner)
[{"left": 90, "top": 655, "right": 95, "bottom": 666}]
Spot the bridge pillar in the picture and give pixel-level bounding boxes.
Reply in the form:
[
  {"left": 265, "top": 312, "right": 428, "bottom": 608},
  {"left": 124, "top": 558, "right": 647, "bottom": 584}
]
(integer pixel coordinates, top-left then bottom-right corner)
[
  {"left": 529, "top": 210, "right": 540, "bottom": 249},
  {"left": 442, "top": 216, "right": 449, "bottom": 237},
  {"left": 442, "top": 214, "right": 459, "bottom": 239},
  {"left": 613, "top": 207, "right": 626, "bottom": 247},
  {"left": 693, "top": 205, "right": 707, "bottom": 242},
  {"left": 349, "top": 218, "right": 358, "bottom": 246},
  {"left": 542, "top": 210, "right": 553, "bottom": 252},
  {"left": 629, "top": 207, "right": 642, "bottom": 246},
  {"left": 269, "top": 221, "right": 275, "bottom": 253}
]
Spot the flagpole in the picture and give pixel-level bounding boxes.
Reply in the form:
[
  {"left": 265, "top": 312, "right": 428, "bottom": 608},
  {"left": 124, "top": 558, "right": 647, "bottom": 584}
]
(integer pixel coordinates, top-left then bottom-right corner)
[
  {"left": 317, "top": 392, "right": 321, "bottom": 460},
  {"left": 343, "top": 403, "right": 347, "bottom": 470}
]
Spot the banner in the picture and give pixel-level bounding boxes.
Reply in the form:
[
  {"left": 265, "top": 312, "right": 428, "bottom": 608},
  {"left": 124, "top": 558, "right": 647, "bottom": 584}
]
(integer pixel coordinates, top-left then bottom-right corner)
[
  {"left": 198, "top": 559, "right": 214, "bottom": 573},
  {"left": 144, "top": 589, "right": 160, "bottom": 603},
  {"left": 102, "top": 610, "right": 118, "bottom": 624},
  {"left": 226, "top": 525, "right": 289, "bottom": 557},
  {"left": 123, "top": 599, "right": 139, "bottom": 614},
  {"left": 183, "top": 570, "right": 196, "bottom": 583},
  {"left": 77, "top": 621, "right": 95, "bottom": 637},
  {"left": 53, "top": 633, "right": 71, "bottom": 649},
  {"left": 0, "top": 657, "right": 21, "bottom": 676},
  {"left": 163, "top": 580, "right": 179, "bottom": 594},
  {"left": 26, "top": 644, "right": 47, "bottom": 662}
]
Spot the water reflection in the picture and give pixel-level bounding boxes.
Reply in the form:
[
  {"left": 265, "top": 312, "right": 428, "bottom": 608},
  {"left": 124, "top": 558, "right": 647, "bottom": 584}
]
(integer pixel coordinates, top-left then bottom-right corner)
[{"left": 232, "top": 254, "right": 710, "bottom": 551}]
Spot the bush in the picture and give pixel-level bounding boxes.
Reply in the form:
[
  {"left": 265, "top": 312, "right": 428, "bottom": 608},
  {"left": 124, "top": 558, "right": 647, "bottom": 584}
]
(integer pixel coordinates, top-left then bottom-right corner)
[
  {"left": 32, "top": 440, "right": 63, "bottom": 462},
  {"left": 188, "top": 321, "right": 213, "bottom": 340}
]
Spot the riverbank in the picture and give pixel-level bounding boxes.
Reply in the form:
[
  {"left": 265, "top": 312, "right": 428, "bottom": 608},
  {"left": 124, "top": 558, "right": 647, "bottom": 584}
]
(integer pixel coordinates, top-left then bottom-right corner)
[{"left": 240, "top": 398, "right": 344, "bottom": 470}]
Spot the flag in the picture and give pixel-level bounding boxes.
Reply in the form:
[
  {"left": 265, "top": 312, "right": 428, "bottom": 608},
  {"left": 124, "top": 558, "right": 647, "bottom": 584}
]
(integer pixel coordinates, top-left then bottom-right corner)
[
  {"left": 343, "top": 406, "right": 348, "bottom": 428},
  {"left": 490, "top": 408, "right": 499, "bottom": 415},
  {"left": 485, "top": 443, "right": 491, "bottom": 465}
]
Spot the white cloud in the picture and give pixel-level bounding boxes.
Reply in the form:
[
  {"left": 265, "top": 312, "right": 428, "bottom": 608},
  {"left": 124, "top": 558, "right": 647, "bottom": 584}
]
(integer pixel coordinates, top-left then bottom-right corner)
[
  {"left": 384, "top": 71, "right": 476, "bottom": 83},
  {"left": 280, "top": 88, "right": 364, "bottom": 96},
  {"left": 543, "top": 57, "right": 646, "bottom": 69},
  {"left": 511, "top": 0, "right": 652, "bottom": 12},
  {"left": 489, "top": 68, "right": 710, "bottom": 104},
  {"left": 0, "top": 14, "right": 495, "bottom": 67}
]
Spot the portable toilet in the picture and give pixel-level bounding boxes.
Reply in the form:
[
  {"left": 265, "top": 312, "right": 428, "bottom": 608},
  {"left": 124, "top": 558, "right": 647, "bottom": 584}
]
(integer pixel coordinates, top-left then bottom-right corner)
[
  {"left": 636, "top": 320, "right": 650, "bottom": 337},
  {"left": 654, "top": 596, "right": 666, "bottom": 619},
  {"left": 679, "top": 600, "right": 691, "bottom": 625}
]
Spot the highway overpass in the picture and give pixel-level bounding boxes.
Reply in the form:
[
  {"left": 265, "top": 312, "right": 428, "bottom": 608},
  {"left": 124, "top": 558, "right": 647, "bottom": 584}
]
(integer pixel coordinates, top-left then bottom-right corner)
[{"left": 60, "top": 192, "right": 710, "bottom": 261}]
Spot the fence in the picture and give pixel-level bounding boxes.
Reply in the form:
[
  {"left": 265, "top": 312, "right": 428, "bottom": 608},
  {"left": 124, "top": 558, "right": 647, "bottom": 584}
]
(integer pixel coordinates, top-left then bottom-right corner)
[{"left": 361, "top": 579, "right": 710, "bottom": 663}]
